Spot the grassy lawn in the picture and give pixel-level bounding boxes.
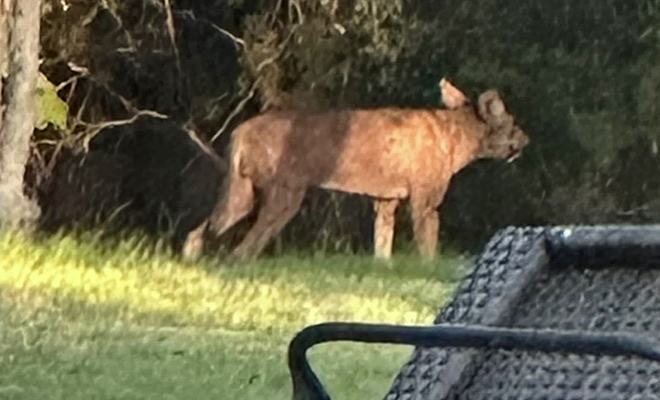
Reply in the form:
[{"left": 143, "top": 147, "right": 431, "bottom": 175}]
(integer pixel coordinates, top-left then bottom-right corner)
[{"left": 0, "top": 230, "right": 466, "bottom": 400}]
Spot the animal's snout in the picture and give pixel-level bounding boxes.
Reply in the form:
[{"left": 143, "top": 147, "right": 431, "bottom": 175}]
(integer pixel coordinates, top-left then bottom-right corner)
[
  {"left": 512, "top": 128, "right": 530, "bottom": 152},
  {"left": 520, "top": 132, "right": 530, "bottom": 147},
  {"left": 506, "top": 128, "right": 530, "bottom": 162}
]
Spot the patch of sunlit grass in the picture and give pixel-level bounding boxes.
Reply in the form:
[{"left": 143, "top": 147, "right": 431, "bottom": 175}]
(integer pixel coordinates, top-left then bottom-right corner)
[
  {"left": 0, "top": 228, "right": 465, "bottom": 400},
  {"left": 0, "top": 229, "right": 462, "bottom": 332}
]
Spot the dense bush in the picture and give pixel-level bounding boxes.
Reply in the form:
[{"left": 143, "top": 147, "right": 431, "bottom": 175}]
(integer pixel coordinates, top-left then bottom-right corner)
[{"left": 33, "top": 0, "right": 660, "bottom": 253}]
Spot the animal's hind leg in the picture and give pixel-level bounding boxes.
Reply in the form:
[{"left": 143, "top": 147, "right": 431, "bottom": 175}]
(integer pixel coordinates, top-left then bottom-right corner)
[
  {"left": 231, "top": 184, "right": 305, "bottom": 260},
  {"left": 181, "top": 220, "right": 208, "bottom": 259},
  {"left": 373, "top": 198, "right": 400, "bottom": 259},
  {"left": 181, "top": 174, "right": 255, "bottom": 260},
  {"left": 208, "top": 174, "right": 255, "bottom": 237}
]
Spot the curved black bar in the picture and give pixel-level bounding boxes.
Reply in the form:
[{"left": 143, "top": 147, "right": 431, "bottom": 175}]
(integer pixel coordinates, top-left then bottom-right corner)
[{"left": 288, "top": 322, "right": 660, "bottom": 400}]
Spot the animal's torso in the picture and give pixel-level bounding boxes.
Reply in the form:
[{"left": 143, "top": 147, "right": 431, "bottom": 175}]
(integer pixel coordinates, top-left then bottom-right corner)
[{"left": 232, "top": 107, "right": 486, "bottom": 199}]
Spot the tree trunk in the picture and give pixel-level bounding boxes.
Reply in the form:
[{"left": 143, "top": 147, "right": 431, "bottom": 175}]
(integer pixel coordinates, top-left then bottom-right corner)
[
  {"left": 0, "top": 0, "right": 7, "bottom": 105},
  {"left": 0, "top": 0, "right": 41, "bottom": 228}
]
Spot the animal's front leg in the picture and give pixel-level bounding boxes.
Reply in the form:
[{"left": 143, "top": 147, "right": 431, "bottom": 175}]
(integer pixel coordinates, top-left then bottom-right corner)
[
  {"left": 412, "top": 206, "right": 439, "bottom": 260},
  {"left": 373, "top": 198, "right": 400, "bottom": 259}
]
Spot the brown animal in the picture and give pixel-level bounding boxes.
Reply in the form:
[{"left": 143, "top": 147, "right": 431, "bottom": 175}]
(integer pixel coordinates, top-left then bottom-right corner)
[{"left": 182, "top": 78, "right": 530, "bottom": 260}]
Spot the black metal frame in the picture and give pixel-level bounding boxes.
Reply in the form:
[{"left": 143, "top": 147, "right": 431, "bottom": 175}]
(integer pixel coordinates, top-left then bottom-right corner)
[
  {"left": 287, "top": 225, "right": 660, "bottom": 400},
  {"left": 288, "top": 322, "right": 660, "bottom": 400}
]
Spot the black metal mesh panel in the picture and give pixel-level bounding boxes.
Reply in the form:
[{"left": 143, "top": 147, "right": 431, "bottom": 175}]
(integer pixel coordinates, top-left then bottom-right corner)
[
  {"left": 384, "top": 226, "right": 660, "bottom": 400},
  {"left": 455, "top": 261, "right": 660, "bottom": 400}
]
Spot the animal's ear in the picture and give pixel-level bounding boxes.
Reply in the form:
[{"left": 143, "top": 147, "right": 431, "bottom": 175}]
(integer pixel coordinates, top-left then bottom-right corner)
[
  {"left": 440, "top": 78, "right": 468, "bottom": 109},
  {"left": 478, "top": 89, "right": 506, "bottom": 118}
]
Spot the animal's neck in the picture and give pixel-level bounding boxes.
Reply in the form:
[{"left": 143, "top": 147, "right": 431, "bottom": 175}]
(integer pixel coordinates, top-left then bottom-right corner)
[{"left": 433, "top": 107, "right": 488, "bottom": 173}]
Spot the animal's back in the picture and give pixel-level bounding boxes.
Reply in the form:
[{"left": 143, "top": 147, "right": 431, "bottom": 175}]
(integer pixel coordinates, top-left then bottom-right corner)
[{"left": 229, "top": 107, "right": 483, "bottom": 197}]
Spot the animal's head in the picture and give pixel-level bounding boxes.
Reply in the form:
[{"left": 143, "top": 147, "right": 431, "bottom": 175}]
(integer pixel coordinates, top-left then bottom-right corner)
[
  {"left": 476, "top": 89, "right": 529, "bottom": 162},
  {"left": 440, "top": 78, "right": 530, "bottom": 162}
]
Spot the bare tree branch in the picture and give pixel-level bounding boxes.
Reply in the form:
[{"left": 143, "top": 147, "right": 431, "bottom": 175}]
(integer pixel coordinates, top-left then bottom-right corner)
[
  {"left": 97, "top": 2, "right": 139, "bottom": 52},
  {"left": 29, "top": 137, "right": 65, "bottom": 191},
  {"left": 176, "top": 10, "right": 245, "bottom": 49},
  {"left": 60, "top": 62, "right": 172, "bottom": 155},
  {"left": 80, "top": 110, "right": 168, "bottom": 151},
  {"left": 163, "top": 0, "right": 176, "bottom": 47},
  {"left": 270, "top": 0, "right": 284, "bottom": 26},
  {"left": 210, "top": 28, "right": 296, "bottom": 143},
  {"left": 46, "top": 140, "right": 65, "bottom": 173},
  {"left": 55, "top": 74, "right": 82, "bottom": 93},
  {"left": 252, "top": 27, "right": 296, "bottom": 74},
  {"left": 182, "top": 121, "right": 226, "bottom": 171},
  {"left": 65, "top": 61, "right": 162, "bottom": 124},
  {"left": 71, "top": 85, "right": 92, "bottom": 131},
  {"left": 162, "top": 0, "right": 181, "bottom": 71},
  {"left": 289, "top": 0, "right": 304, "bottom": 24},
  {"left": 210, "top": 77, "right": 260, "bottom": 143}
]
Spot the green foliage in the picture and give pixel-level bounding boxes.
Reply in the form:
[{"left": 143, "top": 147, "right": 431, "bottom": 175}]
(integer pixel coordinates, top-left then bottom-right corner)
[{"left": 35, "top": 72, "right": 69, "bottom": 132}]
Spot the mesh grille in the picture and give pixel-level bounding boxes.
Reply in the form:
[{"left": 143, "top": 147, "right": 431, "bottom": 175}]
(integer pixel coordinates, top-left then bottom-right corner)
[
  {"left": 457, "top": 264, "right": 660, "bottom": 400},
  {"left": 384, "top": 226, "right": 660, "bottom": 400}
]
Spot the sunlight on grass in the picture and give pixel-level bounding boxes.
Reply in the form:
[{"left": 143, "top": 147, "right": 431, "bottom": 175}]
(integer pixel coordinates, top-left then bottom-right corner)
[
  {"left": 0, "top": 229, "right": 464, "bottom": 400},
  {"left": 0, "top": 230, "right": 460, "bottom": 332}
]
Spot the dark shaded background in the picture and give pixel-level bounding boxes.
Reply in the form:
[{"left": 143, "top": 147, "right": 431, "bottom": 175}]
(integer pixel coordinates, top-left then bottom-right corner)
[{"left": 31, "top": 0, "right": 660, "bottom": 254}]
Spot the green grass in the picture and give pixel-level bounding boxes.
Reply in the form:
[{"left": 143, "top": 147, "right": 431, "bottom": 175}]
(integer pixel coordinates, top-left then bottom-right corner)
[{"left": 0, "top": 230, "right": 466, "bottom": 400}]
